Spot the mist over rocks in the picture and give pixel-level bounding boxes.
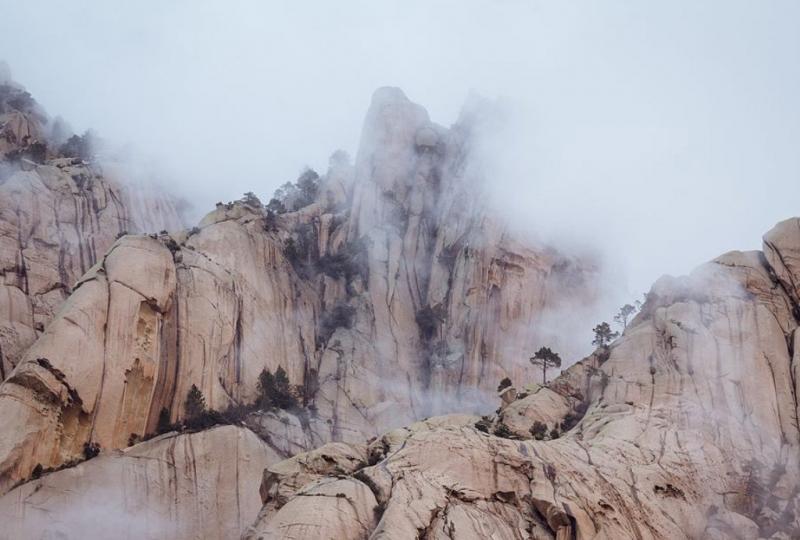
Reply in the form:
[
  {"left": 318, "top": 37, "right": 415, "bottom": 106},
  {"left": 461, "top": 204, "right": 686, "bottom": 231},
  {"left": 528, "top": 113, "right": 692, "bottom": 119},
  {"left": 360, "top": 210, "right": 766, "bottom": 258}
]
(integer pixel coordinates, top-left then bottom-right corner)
[
  {"left": 0, "top": 71, "right": 797, "bottom": 539},
  {"left": 0, "top": 425, "right": 276, "bottom": 540},
  {"left": 247, "top": 219, "right": 800, "bottom": 539},
  {"left": 0, "top": 84, "right": 606, "bottom": 537},
  {"left": 0, "top": 75, "right": 184, "bottom": 378}
]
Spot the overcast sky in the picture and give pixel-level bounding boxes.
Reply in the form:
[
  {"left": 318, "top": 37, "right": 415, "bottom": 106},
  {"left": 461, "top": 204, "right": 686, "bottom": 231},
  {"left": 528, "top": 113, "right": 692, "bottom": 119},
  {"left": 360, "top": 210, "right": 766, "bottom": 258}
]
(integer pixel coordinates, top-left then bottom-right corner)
[{"left": 1, "top": 0, "right": 799, "bottom": 297}]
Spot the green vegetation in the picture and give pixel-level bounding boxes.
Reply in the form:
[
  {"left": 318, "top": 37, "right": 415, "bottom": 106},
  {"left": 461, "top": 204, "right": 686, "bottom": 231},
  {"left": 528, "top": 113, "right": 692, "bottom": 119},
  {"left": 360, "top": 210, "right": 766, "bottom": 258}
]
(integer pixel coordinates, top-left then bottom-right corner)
[
  {"left": 318, "top": 301, "right": 356, "bottom": 346},
  {"left": 257, "top": 366, "right": 298, "bottom": 409},
  {"left": 529, "top": 346, "right": 562, "bottom": 385},
  {"left": 592, "top": 322, "right": 619, "bottom": 348},
  {"left": 530, "top": 421, "right": 547, "bottom": 440},
  {"left": 613, "top": 303, "right": 637, "bottom": 330},
  {"left": 267, "top": 168, "right": 320, "bottom": 214},
  {"left": 493, "top": 423, "right": 516, "bottom": 439},
  {"left": 415, "top": 304, "right": 445, "bottom": 341},
  {"left": 59, "top": 131, "right": 95, "bottom": 161}
]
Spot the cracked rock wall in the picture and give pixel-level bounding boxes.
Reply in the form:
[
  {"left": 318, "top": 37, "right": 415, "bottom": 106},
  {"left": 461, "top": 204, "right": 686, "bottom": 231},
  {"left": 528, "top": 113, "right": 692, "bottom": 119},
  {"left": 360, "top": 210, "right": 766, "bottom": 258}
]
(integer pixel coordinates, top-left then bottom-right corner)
[
  {"left": 246, "top": 218, "right": 800, "bottom": 539},
  {"left": 0, "top": 79, "right": 183, "bottom": 377},
  {"left": 0, "top": 87, "right": 598, "bottom": 540}
]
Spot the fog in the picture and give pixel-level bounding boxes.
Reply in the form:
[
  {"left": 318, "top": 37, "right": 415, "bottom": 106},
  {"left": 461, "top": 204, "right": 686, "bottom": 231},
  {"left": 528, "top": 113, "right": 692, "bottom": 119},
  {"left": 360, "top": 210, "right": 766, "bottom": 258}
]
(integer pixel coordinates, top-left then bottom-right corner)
[{"left": 2, "top": 0, "right": 799, "bottom": 296}]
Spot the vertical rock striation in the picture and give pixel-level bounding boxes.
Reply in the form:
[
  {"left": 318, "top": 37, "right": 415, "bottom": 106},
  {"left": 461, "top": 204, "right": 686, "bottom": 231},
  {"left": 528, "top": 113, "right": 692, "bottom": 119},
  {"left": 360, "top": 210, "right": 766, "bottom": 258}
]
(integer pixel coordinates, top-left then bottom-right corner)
[
  {"left": 247, "top": 220, "right": 800, "bottom": 539},
  {"left": 0, "top": 87, "right": 598, "bottom": 506},
  {"left": 0, "top": 74, "right": 183, "bottom": 376}
]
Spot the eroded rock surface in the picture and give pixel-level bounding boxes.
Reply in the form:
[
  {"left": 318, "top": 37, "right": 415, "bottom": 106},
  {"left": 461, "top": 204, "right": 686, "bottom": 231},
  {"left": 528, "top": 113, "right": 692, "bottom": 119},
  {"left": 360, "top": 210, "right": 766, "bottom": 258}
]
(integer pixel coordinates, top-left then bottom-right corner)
[
  {"left": 247, "top": 221, "right": 800, "bottom": 539},
  {"left": 0, "top": 77, "right": 183, "bottom": 376},
  {"left": 0, "top": 87, "right": 598, "bottom": 497},
  {"left": 0, "top": 425, "right": 277, "bottom": 540}
]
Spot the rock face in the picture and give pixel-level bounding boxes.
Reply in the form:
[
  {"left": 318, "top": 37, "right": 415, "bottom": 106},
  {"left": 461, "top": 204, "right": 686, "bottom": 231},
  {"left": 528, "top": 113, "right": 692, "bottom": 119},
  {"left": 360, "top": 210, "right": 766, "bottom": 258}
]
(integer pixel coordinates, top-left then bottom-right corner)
[
  {"left": 0, "top": 86, "right": 599, "bottom": 499},
  {"left": 0, "top": 77, "right": 183, "bottom": 376},
  {"left": 247, "top": 219, "right": 800, "bottom": 539},
  {"left": 0, "top": 73, "right": 798, "bottom": 540},
  {"left": 0, "top": 425, "right": 278, "bottom": 540}
]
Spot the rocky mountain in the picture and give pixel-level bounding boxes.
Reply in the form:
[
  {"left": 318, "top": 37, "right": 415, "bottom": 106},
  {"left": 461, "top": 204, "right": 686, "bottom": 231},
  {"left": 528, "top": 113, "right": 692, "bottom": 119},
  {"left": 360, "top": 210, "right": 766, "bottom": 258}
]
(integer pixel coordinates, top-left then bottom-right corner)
[
  {"left": 245, "top": 218, "right": 800, "bottom": 539},
  {"left": 0, "top": 84, "right": 601, "bottom": 539},
  {"left": 4, "top": 70, "right": 795, "bottom": 540},
  {"left": 0, "top": 68, "right": 184, "bottom": 377}
]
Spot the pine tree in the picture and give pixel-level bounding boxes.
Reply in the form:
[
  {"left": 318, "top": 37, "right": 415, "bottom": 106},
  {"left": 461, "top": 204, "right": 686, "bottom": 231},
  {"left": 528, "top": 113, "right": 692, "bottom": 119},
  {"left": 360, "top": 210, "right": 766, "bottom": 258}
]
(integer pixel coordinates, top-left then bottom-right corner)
[
  {"left": 257, "top": 368, "right": 276, "bottom": 409},
  {"left": 156, "top": 407, "right": 172, "bottom": 434},
  {"left": 592, "top": 322, "right": 619, "bottom": 348},
  {"left": 257, "top": 366, "right": 298, "bottom": 410},
  {"left": 613, "top": 304, "right": 637, "bottom": 330},
  {"left": 184, "top": 384, "right": 206, "bottom": 420},
  {"left": 273, "top": 366, "right": 297, "bottom": 409},
  {"left": 530, "top": 347, "right": 562, "bottom": 385}
]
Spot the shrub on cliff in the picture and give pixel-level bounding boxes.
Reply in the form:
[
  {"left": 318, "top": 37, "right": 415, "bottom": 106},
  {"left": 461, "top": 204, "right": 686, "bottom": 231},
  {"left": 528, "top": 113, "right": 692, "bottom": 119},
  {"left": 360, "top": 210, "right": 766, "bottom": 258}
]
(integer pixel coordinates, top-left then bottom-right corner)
[
  {"left": 58, "top": 131, "right": 94, "bottom": 161},
  {"left": 530, "top": 421, "right": 547, "bottom": 440},
  {"left": 316, "top": 238, "right": 368, "bottom": 282},
  {"left": 183, "top": 384, "right": 208, "bottom": 429},
  {"left": 415, "top": 305, "right": 444, "bottom": 341},
  {"left": 318, "top": 301, "right": 356, "bottom": 346},
  {"left": 269, "top": 168, "right": 320, "bottom": 213},
  {"left": 82, "top": 441, "right": 101, "bottom": 460},
  {"left": 257, "top": 366, "right": 298, "bottom": 410}
]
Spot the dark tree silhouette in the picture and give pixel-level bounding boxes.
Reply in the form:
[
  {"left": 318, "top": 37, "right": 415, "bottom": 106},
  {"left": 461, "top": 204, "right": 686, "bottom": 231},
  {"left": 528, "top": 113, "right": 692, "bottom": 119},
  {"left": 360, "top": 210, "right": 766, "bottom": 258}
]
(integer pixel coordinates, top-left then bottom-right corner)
[
  {"left": 530, "top": 346, "right": 562, "bottom": 385},
  {"left": 58, "top": 130, "right": 95, "bottom": 161},
  {"left": 530, "top": 421, "right": 547, "bottom": 440},
  {"left": 241, "top": 191, "right": 262, "bottom": 208},
  {"left": 257, "top": 366, "right": 298, "bottom": 410},
  {"left": 613, "top": 303, "right": 637, "bottom": 330},
  {"left": 497, "top": 377, "right": 513, "bottom": 392},
  {"left": 156, "top": 407, "right": 172, "bottom": 434},
  {"left": 82, "top": 441, "right": 101, "bottom": 459},
  {"left": 592, "top": 322, "right": 619, "bottom": 348},
  {"left": 272, "top": 366, "right": 297, "bottom": 409},
  {"left": 257, "top": 368, "right": 276, "bottom": 409},
  {"left": 184, "top": 384, "right": 206, "bottom": 420}
]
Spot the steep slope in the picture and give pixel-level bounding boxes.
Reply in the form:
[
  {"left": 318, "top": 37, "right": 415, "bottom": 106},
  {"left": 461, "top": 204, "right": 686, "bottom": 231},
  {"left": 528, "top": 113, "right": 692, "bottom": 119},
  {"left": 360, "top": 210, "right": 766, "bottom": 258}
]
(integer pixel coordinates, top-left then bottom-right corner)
[
  {"left": 0, "top": 425, "right": 277, "bottom": 540},
  {"left": 246, "top": 218, "right": 800, "bottom": 539},
  {"left": 0, "top": 84, "right": 599, "bottom": 528},
  {"left": 0, "top": 72, "right": 183, "bottom": 376}
]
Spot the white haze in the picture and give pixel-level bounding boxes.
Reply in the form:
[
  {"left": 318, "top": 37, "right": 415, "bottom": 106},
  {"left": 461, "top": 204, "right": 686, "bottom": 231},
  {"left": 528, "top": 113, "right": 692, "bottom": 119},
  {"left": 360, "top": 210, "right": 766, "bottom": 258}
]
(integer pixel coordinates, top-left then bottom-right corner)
[{"left": 2, "top": 0, "right": 799, "bottom": 298}]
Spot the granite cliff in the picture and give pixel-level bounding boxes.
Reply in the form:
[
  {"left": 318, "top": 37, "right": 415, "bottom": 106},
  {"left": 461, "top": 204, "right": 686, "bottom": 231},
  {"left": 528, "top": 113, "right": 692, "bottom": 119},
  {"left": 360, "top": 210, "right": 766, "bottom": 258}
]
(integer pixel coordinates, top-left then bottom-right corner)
[
  {"left": 245, "top": 218, "right": 800, "bottom": 539},
  {"left": 3, "top": 70, "right": 794, "bottom": 540},
  {"left": 0, "top": 69, "right": 183, "bottom": 377},
  {"left": 0, "top": 83, "right": 600, "bottom": 539}
]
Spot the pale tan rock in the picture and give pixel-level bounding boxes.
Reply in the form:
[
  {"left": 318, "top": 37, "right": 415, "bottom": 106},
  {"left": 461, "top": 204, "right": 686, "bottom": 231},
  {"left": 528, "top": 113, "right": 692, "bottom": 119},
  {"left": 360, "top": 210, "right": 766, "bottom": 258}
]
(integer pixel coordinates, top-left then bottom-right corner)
[
  {"left": 0, "top": 87, "right": 601, "bottom": 536},
  {"left": 256, "top": 441, "right": 368, "bottom": 515},
  {"left": 764, "top": 217, "right": 800, "bottom": 304},
  {"left": 245, "top": 477, "right": 378, "bottom": 540},
  {"left": 0, "top": 425, "right": 279, "bottom": 540},
  {"left": 247, "top": 221, "right": 800, "bottom": 539},
  {"left": 499, "top": 385, "right": 572, "bottom": 438},
  {"left": 0, "top": 83, "right": 183, "bottom": 376}
]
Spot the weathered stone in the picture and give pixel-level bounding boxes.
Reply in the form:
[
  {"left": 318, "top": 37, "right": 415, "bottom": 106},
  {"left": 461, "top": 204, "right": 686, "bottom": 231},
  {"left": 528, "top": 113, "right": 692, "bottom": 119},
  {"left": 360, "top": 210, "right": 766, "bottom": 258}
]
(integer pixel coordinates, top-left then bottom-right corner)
[
  {"left": 0, "top": 426, "right": 278, "bottom": 540},
  {"left": 247, "top": 222, "right": 800, "bottom": 539}
]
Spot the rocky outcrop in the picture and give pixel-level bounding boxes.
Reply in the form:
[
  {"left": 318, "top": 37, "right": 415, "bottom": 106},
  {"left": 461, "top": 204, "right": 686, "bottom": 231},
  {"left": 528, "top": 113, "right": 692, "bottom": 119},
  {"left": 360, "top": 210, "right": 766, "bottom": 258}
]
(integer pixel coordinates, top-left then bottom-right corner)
[
  {"left": 0, "top": 75, "right": 183, "bottom": 376},
  {"left": 0, "top": 87, "right": 598, "bottom": 497},
  {"left": 0, "top": 425, "right": 278, "bottom": 540},
  {"left": 246, "top": 220, "right": 800, "bottom": 539}
]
